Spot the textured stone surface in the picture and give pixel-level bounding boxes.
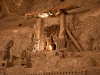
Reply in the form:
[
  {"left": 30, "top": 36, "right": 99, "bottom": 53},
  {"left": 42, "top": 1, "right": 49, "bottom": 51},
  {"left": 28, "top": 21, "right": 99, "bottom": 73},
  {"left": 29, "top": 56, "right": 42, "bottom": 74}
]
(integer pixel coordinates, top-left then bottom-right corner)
[
  {"left": 0, "top": 27, "right": 34, "bottom": 57},
  {"left": 0, "top": 0, "right": 100, "bottom": 16},
  {"left": 77, "top": 7, "right": 100, "bottom": 51},
  {"left": 0, "top": 0, "right": 100, "bottom": 75}
]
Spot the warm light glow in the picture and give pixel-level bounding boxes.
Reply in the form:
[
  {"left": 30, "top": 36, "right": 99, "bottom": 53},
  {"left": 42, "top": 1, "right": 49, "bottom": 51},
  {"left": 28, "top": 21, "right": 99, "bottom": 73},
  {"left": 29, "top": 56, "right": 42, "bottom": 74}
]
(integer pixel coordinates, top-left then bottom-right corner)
[
  {"left": 49, "top": 45, "right": 52, "bottom": 50},
  {"left": 38, "top": 13, "right": 49, "bottom": 18},
  {"left": 55, "top": 12, "right": 60, "bottom": 16},
  {"left": 46, "top": 45, "right": 52, "bottom": 51}
]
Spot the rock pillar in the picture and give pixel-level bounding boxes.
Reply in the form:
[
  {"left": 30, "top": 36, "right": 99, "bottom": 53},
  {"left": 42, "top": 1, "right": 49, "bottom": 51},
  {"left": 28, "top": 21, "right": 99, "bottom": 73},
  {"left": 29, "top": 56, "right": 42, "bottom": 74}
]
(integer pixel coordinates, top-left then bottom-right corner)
[
  {"left": 35, "top": 18, "right": 44, "bottom": 51},
  {"left": 34, "top": 18, "right": 42, "bottom": 51},
  {"left": 59, "top": 13, "right": 66, "bottom": 48}
]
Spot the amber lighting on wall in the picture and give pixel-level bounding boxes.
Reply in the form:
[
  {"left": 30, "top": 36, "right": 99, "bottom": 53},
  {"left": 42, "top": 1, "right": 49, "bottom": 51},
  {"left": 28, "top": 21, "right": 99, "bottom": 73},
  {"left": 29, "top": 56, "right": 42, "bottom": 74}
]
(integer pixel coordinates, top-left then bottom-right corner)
[{"left": 46, "top": 45, "right": 52, "bottom": 51}]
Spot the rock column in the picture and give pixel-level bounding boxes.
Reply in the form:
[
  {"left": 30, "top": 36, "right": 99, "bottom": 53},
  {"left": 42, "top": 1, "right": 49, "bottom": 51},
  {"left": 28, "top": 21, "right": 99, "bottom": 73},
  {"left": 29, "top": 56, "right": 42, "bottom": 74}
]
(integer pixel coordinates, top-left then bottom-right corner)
[
  {"left": 35, "top": 18, "right": 44, "bottom": 51},
  {"left": 59, "top": 13, "right": 66, "bottom": 48}
]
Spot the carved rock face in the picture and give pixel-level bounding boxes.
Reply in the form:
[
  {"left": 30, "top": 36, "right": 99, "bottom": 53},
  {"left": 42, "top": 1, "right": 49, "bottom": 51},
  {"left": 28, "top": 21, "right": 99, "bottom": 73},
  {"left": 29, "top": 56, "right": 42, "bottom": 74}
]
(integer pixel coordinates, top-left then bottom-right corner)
[{"left": 1, "top": 0, "right": 100, "bottom": 16}]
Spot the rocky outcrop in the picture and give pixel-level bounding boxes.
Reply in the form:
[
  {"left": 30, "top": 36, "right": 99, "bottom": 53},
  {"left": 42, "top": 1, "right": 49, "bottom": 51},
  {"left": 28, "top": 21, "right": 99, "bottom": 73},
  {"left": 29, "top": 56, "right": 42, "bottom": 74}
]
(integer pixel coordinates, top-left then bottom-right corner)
[
  {"left": 1, "top": 0, "right": 100, "bottom": 75},
  {"left": 0, "top": 0, "right": 100, "bottom": 16}
]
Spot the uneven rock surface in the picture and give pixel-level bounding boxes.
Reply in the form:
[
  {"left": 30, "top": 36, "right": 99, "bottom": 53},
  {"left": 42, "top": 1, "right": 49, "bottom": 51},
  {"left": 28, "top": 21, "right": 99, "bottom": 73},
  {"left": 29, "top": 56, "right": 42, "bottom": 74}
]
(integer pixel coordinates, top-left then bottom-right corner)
[
  {"left": 0, "top": 0, "right": 100, "bottom": 15},
  {"left": 0, "top": 0, "right": 100, "bottom": 75}
]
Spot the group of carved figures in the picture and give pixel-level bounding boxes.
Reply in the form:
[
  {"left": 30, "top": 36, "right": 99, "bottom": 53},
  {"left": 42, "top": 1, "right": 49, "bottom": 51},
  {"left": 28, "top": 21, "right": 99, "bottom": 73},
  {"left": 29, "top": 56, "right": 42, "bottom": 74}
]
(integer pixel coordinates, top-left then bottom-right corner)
[
  {"left": 42, "top": 27, "right": 100, "bottom": 52},
  {"left": 1, "top": 31, "right": 100, "bottom": 68},
  {"left": 43, "top": 24, "right": 83, "bottom": 51},
  {"left": 2, "top": 40, "right": 32, "bottom": 68},
  {"left": 89, "top": 34, "right": 100, "bottom": 51}
]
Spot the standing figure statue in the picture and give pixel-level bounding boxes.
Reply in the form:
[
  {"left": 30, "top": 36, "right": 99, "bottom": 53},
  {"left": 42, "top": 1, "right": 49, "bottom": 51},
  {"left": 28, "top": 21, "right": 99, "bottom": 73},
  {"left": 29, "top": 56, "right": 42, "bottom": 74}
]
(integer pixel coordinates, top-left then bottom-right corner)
[{"left": 3, "top": 40, "right": 13, "bottom": 61}]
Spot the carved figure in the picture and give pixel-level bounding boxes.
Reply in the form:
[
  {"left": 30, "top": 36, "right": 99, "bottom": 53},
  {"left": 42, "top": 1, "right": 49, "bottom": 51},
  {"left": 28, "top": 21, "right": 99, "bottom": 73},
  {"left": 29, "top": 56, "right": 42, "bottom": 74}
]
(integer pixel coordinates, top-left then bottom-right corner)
[{"left": 3, "top": 40, "right": 13, "bottom": 62}]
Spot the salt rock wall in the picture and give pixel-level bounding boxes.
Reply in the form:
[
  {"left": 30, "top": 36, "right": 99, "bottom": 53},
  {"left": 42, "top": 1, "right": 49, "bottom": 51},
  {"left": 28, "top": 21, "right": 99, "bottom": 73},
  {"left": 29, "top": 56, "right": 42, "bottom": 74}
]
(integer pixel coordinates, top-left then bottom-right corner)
[
  {"left": 0, "top": 0, "right": 100, "bottom": 16},
  {"left": 1, "top": 6, "right": 100, "bottom": 55},
  {"left": 1, "top": 0, "right": 18, "bottom": 15},
  {"left": 0, "top": 27, "right": 34, "bottom": 57},
  {"left": 75, "top": 7, "right": 100, "bottom": 51},
  {"left": 1, "top": 5, "right": 100, "bottom": 48},
  {"left": 0, "top": 0, "right": 100, "bottom": 75}
]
